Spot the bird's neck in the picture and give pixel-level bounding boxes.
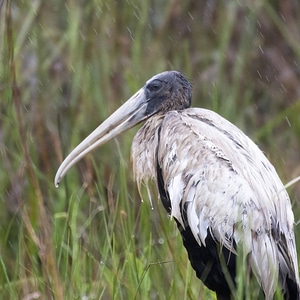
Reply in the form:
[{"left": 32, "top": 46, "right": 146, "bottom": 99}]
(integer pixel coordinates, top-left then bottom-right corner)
[{"left": 131, "top": 115, "right": 165, "bottom": 198}]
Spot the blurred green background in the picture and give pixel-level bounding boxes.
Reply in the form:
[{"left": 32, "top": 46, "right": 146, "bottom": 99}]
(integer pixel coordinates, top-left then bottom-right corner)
[{"left": 1, "top": 0, "right": 300, "bottom": 299}]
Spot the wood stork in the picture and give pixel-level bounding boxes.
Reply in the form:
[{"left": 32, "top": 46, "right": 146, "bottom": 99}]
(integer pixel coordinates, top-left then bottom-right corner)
[{"left": 55, "top": 71, "right": 300, "bottom": 299}]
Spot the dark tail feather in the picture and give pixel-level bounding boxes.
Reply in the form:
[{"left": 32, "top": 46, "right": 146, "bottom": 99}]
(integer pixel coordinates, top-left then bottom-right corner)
[{"left": 284, "top": 277, "right": 300, "bottom": 300}]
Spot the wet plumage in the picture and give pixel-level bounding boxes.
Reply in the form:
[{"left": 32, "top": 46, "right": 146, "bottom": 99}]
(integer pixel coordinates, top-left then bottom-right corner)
[{"left": 55, "top": 71, "right": 300, "bottom": 299}]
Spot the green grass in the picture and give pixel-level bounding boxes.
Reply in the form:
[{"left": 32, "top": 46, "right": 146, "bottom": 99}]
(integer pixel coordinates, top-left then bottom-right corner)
[{"left": 1, "top": 0, "right": 300, "bottom": 299}]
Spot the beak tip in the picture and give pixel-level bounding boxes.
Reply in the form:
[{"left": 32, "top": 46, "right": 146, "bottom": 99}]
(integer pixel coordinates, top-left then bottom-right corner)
[{"left": 54, "top": 174, "right": 61, "bottom": 188}]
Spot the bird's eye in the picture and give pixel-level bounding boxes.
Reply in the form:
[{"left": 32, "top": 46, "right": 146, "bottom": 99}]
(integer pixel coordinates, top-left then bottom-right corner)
[{"left": 148, "top": 80, "right": 162, "bottom": 92}]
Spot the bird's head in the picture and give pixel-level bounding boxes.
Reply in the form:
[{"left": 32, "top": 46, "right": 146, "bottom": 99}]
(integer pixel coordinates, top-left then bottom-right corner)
[
  {"left": 144, "top": 71, "right": 192, "bottom": 114},
  {"left": 54, "top": 70, "right": 192, "bottom": 186}
]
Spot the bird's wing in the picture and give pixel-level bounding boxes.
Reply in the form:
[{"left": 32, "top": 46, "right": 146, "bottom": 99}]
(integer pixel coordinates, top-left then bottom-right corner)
[{"left": 156, "top": 108, "right": 298, "bottom": 296}]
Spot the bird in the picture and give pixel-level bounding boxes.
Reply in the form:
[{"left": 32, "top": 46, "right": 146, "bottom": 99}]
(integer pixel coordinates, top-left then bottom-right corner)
[{"left": 55, "top": 71, "right": 300, "bottom": 299}]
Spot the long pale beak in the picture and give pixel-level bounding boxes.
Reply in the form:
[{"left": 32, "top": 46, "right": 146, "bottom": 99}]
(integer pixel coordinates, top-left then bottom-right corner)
[{"left": 55, "top": 87, "right": 148, "bottom": 187}]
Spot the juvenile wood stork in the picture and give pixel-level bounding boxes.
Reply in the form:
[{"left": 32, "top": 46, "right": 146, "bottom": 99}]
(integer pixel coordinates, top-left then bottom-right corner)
[{"left": 55, "top": 71, "right": 300, "bottom": 299}]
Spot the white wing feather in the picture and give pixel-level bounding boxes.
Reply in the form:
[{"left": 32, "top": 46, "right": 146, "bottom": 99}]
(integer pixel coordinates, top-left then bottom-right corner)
[{"left": 132, "top": 108, "right": 299, "bottom": 298}]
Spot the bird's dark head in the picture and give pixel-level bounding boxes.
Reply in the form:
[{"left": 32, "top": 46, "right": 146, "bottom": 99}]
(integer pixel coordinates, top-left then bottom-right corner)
[
  {"left": 144, "top": 71, "right": 192, "bottom": 115},
  {"left": 55, "top": 71, "right": 192, "bottom": 186}
]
